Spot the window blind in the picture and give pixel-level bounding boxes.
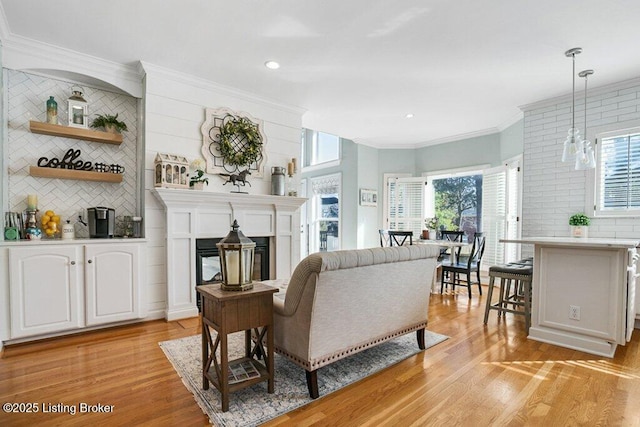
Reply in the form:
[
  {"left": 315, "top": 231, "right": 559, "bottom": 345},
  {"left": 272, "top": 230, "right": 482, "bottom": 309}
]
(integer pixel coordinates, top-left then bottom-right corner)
[
  {"left": 599, "top": 132, "right": 640, "bottom": 211},
  {"left": 481, "top": 169, "right": 506, "bottom": 266},
  {"left": 387, "top": 177, "right": 426, "bottom": 238}
]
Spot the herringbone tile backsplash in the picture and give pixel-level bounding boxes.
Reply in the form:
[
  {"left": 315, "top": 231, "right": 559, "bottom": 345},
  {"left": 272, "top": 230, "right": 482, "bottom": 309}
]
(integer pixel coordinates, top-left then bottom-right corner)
[{"left": 6, "top": 70, "right": 138, "bottom": 225}]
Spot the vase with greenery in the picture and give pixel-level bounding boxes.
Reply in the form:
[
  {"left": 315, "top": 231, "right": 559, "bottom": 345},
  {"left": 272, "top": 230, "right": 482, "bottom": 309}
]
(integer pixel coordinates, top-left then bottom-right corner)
[
  {"left": 189, "top": 159, "right": 209, "bottom": 190},
  {"left": 90, "top": 113, "right": 128, "bottom": 133},
  {"left": 424, "top": 217, "right": 438, "bottom": 240},
  {"left": 569, "top": 213, "right": 590, "bottom": 238}
]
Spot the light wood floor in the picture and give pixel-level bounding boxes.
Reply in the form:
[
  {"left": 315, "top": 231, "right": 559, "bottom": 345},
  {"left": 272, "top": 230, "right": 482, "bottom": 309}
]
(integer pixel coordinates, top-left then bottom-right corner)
[{"left": 1, "top": 286, "right": 639, "bottom": 427}]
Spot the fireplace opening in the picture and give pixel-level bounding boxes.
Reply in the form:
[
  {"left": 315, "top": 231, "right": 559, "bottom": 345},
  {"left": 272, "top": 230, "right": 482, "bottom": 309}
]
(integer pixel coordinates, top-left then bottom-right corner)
[{"left": 195, "top": 237, "right": 270, "bottom": 310}]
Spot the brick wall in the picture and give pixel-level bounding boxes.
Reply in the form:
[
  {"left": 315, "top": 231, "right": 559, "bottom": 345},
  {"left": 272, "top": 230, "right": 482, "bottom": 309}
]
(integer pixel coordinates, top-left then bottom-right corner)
[{"left": 522, "top": 78, "right": 640, "bottom": 248}]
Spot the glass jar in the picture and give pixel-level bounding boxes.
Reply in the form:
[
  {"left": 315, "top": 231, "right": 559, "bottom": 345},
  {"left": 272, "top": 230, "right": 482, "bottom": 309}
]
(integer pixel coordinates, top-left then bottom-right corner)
[{"left": 122, "top": 215, "right": 134, "bottom": 237}]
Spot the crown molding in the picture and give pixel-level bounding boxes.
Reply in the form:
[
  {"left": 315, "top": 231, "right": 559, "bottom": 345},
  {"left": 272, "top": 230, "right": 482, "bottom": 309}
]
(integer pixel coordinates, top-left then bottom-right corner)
[
  {"left": 0, "top": 11, "right": 143, "bottom": 98},
  {"left": 139, "top": 61, "right": 306, "bottom": 117},
  {"left": 520, "top": 75, "right": 640, "bottom": 112},
  {"left": 496, "top": 111, "right": 524, "bottom": 132}
]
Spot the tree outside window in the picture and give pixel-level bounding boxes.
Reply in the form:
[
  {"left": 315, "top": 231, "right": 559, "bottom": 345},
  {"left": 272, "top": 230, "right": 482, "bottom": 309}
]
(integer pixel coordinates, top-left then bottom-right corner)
[{"left": 432, "top": 175, "right": 483, "bottom": 239}]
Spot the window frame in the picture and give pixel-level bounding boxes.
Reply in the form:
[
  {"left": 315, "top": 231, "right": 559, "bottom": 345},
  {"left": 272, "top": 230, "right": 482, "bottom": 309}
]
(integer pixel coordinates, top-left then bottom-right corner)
[
  {"left": 590, "top": 123, "right": 640, "bottom": 218},
  {"left": 301, "top": 129, "right": 341, "bottom": 170}
]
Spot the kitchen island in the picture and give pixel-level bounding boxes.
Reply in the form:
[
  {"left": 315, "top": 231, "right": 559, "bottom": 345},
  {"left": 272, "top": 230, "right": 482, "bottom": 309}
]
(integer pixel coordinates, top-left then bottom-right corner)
[{"left": 501, "top": 237, "right": 638, "bottom": 357}]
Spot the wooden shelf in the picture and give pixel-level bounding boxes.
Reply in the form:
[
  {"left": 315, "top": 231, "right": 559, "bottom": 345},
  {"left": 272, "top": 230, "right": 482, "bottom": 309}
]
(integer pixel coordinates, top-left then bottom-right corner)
[
  {"left": 29, "top": 121, "right": 123, "bottom": 145},
  {"left": 29, "top": 166, "right": 123, "bottom": 183}
]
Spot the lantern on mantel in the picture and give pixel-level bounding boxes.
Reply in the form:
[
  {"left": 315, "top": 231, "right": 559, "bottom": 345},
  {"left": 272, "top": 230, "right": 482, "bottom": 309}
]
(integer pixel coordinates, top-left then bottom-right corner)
[
  {"left": 216, "top": 220, "right": 256, "bottom": 291},
  {"left": 67, "top": 87, "right": 89, "bottom": 129},
  {"left": 154, "top": 152, "right": 189, "bottom": 189}
]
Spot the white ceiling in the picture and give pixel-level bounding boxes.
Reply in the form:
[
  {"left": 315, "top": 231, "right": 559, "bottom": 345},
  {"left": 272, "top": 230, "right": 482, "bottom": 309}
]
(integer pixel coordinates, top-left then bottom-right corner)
[{"left": 1, "top": 0, "right": 640, "bottom": 148}]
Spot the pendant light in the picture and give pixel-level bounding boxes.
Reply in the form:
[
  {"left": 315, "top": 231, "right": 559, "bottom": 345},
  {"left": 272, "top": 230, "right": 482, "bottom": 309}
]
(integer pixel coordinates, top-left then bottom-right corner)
[
  {"left": 561, "top": 48, "right": 583, "bottom": 163},
  {"left": 575, "top": 69, "right": 596, "bottom": 170}
]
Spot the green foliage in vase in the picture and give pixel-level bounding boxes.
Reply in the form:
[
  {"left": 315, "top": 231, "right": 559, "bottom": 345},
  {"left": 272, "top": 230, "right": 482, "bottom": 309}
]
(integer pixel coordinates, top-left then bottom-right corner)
[{"left": 569, "top": 213, "right": 590, "bottom": 226}]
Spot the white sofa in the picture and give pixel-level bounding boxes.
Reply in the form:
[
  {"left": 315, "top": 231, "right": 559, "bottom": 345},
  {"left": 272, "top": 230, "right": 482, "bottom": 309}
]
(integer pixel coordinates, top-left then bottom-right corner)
[{"left": 271, "top": 245, "right": 440, "bottom": 398}]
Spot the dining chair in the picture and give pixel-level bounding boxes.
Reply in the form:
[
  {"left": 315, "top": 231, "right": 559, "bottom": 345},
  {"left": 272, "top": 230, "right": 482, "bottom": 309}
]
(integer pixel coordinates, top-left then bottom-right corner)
[
  {"left": 438, "top": 230, "right": 465, "bottom": 263},
  {"left": 319, "top": 230, "right": 328, "bottom": 251},
  {"left": 440, "top": 234, "right": 486, "bottom": 298},
  {"left": 388, "top": 230, "right": 413, "bottom": 246},
  {"left": 379, "top": 229, "right": 391, "bottom": 247}
]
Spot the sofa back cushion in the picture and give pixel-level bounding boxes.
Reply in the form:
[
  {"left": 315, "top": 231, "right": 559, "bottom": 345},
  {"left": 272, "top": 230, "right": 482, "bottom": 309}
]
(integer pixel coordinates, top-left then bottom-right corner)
[{"left": 281, "top": 245, "right": 440, "bottom": 361}]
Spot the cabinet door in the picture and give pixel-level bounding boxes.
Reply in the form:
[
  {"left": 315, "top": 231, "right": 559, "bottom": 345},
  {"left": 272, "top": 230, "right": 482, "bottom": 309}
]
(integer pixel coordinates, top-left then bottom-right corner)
[
  {"left": 85, "top": 244, "right": 141, "bottom": 325},
  {"left": 9, "top": 246, "right": 83, "bottom": 338}
]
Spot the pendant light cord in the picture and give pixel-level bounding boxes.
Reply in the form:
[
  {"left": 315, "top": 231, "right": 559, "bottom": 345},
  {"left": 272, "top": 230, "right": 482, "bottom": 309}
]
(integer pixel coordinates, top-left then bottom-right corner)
[
  {"left": 583, "top": 74, "right": 587, "bottom": 141},
  {"left": 571, "top": 53, "right": 576, "bottom": 131}
]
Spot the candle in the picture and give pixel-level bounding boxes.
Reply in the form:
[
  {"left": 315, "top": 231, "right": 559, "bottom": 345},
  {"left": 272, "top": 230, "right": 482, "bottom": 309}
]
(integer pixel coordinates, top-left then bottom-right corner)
[
  {"left": 225, "top": 251, "right": 240, "bottom": 285},
  {"left": 27, "top": 194, "right": 38, "bottom": 210},
  {"left": 291, "top": 157, "right": 297, "bottom": 174},
  {"left": 287, "top": 161, "right": 294, "bottom": 177}
]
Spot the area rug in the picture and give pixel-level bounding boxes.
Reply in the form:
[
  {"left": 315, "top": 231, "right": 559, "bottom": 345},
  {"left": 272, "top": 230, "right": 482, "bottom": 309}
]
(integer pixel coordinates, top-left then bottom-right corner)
[{"left": 160, "top": 330, "right": 448, "bottom": 427}]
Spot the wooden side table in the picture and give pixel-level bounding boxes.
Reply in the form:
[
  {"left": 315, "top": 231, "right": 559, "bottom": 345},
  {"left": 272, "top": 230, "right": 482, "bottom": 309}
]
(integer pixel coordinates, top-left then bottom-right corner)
[{"left": 197, "top": 283, "right": 277, "bottom": 412}]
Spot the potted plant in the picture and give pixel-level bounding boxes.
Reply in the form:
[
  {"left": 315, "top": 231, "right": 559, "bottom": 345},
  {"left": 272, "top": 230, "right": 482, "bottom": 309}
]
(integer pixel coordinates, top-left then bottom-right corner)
[
  {"left": 189, "top": 158, "right": 209, "bottom": 190},
  {"left": 569, "top": 213, "right": 590, "bottom": 238},
  {"left": 423, "top": 217, "right": 438, "bottom": 240},
  {"left": 90, "top": 113, "right": 128, "bottom": 133}
]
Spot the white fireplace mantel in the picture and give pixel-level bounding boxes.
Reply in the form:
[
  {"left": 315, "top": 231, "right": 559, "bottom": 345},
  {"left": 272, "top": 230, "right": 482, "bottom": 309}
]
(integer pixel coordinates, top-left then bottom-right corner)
[{"left": 154, "top": 188, "right": 306, "bottom": 320}]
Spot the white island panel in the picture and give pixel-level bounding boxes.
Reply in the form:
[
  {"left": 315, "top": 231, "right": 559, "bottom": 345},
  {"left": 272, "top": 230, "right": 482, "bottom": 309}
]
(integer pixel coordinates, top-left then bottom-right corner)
[{"left": 502, "top": 237, "right": 638, "bottom": 357}]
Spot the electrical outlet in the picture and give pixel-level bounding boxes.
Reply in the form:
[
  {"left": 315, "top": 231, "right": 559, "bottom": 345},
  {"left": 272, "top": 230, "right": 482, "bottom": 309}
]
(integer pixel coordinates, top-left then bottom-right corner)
[{"left": 569, "top": 305, "right": 580, "bottom": 320}]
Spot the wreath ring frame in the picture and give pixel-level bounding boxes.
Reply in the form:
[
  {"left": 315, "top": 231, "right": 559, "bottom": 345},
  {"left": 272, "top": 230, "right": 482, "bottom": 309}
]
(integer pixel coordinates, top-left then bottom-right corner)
[{"left": 218, "top": 115, "right": 263, "bottom": 167}]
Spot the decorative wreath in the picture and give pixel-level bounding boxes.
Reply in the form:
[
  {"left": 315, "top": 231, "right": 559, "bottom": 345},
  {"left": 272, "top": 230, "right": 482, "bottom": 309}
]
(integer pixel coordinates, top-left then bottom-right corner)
[{"left": 218, "top": 115, "right": 263, "bottom": 166}]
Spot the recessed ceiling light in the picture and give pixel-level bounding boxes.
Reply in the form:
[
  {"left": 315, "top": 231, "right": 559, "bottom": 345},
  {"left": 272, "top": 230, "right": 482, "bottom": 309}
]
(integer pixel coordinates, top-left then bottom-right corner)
[
  {"left": 405, "top": 113, "right": 414, "bottom": 119},
  {"left": 264, "top": 60, "right": 280, "bottom": 70}
]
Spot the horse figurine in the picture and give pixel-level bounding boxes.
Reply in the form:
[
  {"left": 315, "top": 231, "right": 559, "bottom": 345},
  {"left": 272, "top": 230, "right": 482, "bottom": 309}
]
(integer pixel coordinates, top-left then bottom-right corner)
[{"left": 219, "top": 169, "right": 252, "bottom": 189}]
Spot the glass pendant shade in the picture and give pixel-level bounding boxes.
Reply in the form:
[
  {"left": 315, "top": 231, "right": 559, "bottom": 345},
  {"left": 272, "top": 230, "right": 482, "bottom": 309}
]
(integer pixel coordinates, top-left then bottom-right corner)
[
  {"left": 562, "top": 128, "right": 583, "bottom": 162},
  {"left": 575, "top": 140, "right": 596, "bottom": 170}
]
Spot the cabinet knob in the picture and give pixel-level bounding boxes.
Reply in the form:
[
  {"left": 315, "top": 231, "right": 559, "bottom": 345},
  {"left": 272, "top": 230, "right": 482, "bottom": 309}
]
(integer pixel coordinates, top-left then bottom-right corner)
[
  {"left": 70, "top": 261, "right": 76, "bottom": 265},
  {"left": 87, "top": 259, "right": 92, "bottom": 264}
]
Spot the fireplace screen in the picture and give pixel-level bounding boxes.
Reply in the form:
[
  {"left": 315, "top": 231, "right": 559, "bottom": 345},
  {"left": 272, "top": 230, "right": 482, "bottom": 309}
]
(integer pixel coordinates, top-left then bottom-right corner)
[{"left": 195, "top": 237, "right": 270, "bottom": 310}]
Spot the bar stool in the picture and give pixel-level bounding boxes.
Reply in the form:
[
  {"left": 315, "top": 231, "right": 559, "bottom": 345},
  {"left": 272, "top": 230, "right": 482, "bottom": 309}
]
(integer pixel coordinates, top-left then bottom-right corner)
[{"left": 483, "top": 262, "right": 533, "bottom": 331}]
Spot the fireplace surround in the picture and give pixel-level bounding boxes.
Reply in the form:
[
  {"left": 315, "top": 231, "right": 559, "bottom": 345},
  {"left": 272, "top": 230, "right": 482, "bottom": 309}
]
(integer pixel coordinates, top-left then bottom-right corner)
[{"left": 154, "top": 188, "right": 306, "bottom": 320}]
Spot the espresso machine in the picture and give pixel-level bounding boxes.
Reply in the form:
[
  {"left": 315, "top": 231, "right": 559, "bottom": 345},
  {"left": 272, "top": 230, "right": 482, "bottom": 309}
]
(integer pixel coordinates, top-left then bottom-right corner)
[{"left": 88, "top": 207, "right": 115, "bottom": 238}]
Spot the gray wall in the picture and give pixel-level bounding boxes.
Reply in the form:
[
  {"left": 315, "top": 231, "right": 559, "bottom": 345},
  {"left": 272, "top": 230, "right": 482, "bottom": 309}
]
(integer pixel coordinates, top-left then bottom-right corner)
[
  {"left": 303, "top": 122, "right": 525, "bottom": 250},
  {"left": 415, "top": 133, "right": 502, "bottom": 172},
  {"left": 522, "top": 79, "right": 640, "bottom": 241},
  {"left": 500, "top": 119, "right": 524, "bottom": 161},
  {"left": 357, "top": 144, "right": 379, "bottom": 248}
]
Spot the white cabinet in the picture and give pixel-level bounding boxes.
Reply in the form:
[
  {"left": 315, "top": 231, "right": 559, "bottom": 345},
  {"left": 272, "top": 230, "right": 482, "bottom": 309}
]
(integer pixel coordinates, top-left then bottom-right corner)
[
  {"left": 9, "top": 246, "right": 83, "bottom": 338},
  {"left": 85, "top": 244, "right": 141, "bottom": 326},
  {"left": 8, "top": 242, "right": 143, "bottom": 339}
]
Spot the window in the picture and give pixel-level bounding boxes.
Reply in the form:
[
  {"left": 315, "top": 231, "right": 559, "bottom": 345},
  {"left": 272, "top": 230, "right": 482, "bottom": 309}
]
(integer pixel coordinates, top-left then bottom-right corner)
[
  {"left": 595, "top": 127, "right": 640, "bottom": 215},
  {"left": 423, "top": 168, "right": 484, "bottom": 241},
  {"left": 302, "top": 129, "right": 340, "bottom": 168},
  {"left": 423, "top": 159, "right": 521, "bottom": 266},
  {"left": 384, "top": 175, "right": 426, "bottom": 238},
  {"left": 308, "top": 174, "right": 341, "bottom": 253}
]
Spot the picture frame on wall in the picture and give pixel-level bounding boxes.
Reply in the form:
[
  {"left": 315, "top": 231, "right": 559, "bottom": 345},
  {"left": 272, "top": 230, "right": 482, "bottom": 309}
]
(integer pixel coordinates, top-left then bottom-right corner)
[{"left": 359, "top": 188, "right": 377, "bottom": 206}]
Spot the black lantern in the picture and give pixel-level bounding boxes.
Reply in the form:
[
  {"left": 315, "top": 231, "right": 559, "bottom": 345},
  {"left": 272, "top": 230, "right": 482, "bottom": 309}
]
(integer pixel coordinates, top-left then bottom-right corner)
[{"left": 216, "top": 220, "right": 256, "bottom": 291}]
